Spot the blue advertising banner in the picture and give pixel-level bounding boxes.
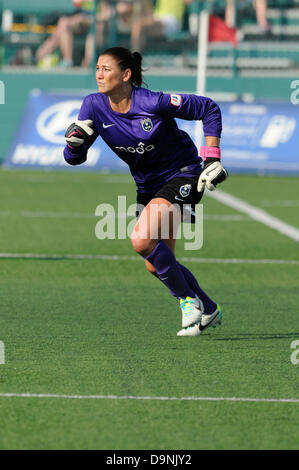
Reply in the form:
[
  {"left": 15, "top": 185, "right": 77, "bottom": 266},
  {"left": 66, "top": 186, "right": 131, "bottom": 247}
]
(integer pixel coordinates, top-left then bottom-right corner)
[
  {"left": 4, "top": 90, "right": 128, "bottom": 172},
  {"left": 4, "top": 90, "right": 299, "bottom": 173},
  {"left": 179, "top": 101, "right": 299, "bottom": 173}
]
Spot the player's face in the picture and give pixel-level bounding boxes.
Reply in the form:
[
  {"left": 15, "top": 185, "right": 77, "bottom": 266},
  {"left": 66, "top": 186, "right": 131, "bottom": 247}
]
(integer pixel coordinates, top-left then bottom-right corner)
[{"left": 96, "top": 55, "right": 131, "bottom": 94}]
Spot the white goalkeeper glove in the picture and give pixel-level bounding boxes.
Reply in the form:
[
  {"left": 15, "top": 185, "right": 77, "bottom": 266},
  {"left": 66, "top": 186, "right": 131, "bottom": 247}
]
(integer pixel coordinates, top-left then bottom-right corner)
[
  {"left": 197, "top": 146, "right": 228, "bottom": 192},
  {"left": 197, "top": 161, "right": 228, "bottom": 192},
  {"left": 65, "top": 119, "right": 94, "bottom": 148}
]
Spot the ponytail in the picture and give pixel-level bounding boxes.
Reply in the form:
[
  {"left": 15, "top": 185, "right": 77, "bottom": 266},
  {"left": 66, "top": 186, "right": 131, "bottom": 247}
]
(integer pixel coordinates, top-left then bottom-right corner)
[{"left": 131, "top": 51, "right": 143, "bottom": 87}]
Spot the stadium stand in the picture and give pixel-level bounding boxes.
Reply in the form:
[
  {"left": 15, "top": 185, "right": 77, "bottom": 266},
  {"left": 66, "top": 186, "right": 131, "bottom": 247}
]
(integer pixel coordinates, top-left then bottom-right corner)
[
  {"left": 133, "top": 0, "right": 299, "bottom": 77},
  {"left": 0, "top": 0, "right": 84, "bottom": 65},
  {"left": 1, "top": 0, "right": 299, "bottom": 76},
  {"left": 214, "top": 0, "right": 299, "bottom": 77},
  {"left": 111, "top": 0, "right": 299, "bottom": 77}
]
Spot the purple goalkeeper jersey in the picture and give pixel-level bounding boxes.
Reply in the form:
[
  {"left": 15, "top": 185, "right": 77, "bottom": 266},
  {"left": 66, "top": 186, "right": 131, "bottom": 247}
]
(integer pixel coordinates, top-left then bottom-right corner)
[{"left": 64, "top": 87, "right": 222, "bottom": 193}]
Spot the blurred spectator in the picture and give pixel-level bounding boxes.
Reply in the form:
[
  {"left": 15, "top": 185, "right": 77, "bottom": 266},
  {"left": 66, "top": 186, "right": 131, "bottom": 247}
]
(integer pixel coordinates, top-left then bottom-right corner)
[
  {"left": 82, "top": 0, "right": 136, "bottom": 67},
  {"left": 35, "top": 0, "right": 136, "bottom": 68},
  {"left": 131, "top": 0, "right": 190, "bottom": 53},
  {"left": 225, "top": 0, "right": 271, "bottom": 33},
  {"left": 94, "top": 0, "right": 135, "bottom": 61},
  {"left": 35, "top": 0, "right": 95, "bottom": 68}
]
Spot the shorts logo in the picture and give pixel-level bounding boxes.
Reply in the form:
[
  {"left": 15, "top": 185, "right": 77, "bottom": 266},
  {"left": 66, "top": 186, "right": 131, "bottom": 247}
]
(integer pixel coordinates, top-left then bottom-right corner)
[
  {"left": 140, "top": 118, "right": 153, "bottom": 132},
  {"left": 170, "top": 94, "right": 182, "bottom": 106},
  {"left": 179, "top": 184, "right": 192, "bottom": 198}
]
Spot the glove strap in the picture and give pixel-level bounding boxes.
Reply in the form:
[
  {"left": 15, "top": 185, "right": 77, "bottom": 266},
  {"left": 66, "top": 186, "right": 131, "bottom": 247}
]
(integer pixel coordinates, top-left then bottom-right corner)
[{"left": 200, "top": 146, "right": 221, "bottom": 161}]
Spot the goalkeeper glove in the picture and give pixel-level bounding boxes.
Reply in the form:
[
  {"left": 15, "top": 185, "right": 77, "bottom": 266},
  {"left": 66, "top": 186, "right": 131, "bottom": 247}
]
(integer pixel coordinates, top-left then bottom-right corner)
[
  {"left": 65, "top": 119, "right": 94, "bottom": 148},
  {"left": 197, "top": 146, "right": 228, "bottom": 192}
]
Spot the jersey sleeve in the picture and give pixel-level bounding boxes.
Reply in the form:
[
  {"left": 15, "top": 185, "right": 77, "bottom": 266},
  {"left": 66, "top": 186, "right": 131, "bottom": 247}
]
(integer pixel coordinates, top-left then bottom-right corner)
[
  {"left": 157, "top": 92, "right": 222, "bottom": 138},
  {"left": 63, "top": 94, "right": 99, "bottom": 165}
]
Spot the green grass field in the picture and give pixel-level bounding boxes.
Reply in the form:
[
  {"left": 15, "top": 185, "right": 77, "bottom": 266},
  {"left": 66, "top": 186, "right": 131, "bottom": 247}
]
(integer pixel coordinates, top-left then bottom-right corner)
[{"left": 0, "top": 168, "right": 298, "bottom": 450}]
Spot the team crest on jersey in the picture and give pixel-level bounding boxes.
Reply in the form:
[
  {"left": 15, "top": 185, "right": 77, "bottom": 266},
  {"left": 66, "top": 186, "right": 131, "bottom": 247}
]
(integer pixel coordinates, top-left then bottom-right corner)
[
  {"left": 140, "top": 118, "right": 153, "bottom": 132},
  {"left": 170, "top": 94, "right": 182, "bottom": 106},
  {"left": 179, "top": 184, "right": 192, "bottom": 198}
]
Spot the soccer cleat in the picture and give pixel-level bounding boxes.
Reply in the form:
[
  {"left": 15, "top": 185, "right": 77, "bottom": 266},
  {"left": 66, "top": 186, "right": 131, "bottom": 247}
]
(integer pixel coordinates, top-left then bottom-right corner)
[
  {"left": 177, "top": 304, "right": 223, "bottom": 337},
  {"left": 180, "top": 295, "right": 203, "bottom": 328},
  {"left": 199, "top": 304, "right": 223, "bottom": 332},
  {"left": 177, "top": 322, "right": 201, "bottom": 337}
]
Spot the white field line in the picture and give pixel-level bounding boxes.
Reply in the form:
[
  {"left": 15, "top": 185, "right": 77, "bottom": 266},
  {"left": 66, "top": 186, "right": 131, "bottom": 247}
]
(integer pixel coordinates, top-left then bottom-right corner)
[
  {"left": 0, "top": 392, "right": 298, "bottom": 403},
  {"left": 0, "top": 210, "right": 95, "bottom": 219},
  {"left": 0, "top": 252, "right": 299, "bottom": 265},
  {"left": 0, "top": 210, "right": 249, "bottom": 221},
  {"left": 207, "top": 189, "right": 299, "bottom": 242}
]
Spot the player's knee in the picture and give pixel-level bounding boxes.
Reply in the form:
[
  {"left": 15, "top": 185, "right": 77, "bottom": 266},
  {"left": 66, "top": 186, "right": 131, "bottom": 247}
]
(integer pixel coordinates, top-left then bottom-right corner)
[
  {"left": 130, "top": 236, "right": 157, "bottom": 258},
  {"left": 130, "top": 236, "right": 150, "bottom": 256}
]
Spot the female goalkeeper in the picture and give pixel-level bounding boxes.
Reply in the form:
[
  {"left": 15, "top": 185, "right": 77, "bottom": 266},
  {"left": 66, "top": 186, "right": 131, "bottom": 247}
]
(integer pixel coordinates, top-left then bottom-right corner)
[{"left": 64, "top": 47, "right": 228, "bottom": 336}]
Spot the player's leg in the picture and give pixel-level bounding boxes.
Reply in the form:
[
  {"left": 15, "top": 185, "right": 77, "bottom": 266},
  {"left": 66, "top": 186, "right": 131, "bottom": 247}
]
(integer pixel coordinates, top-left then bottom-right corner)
[
  {"left": 144, "top": 231, "right": 176, "bottom": 277},
  {"left": 140, "top": 179, "right": 219, "bottom": 313},
  {"left": 131, "top": 198, "right": 202, "bottom": 328},
  {"left": 146, "top": 234, "right": 221, "bottom": 334}
]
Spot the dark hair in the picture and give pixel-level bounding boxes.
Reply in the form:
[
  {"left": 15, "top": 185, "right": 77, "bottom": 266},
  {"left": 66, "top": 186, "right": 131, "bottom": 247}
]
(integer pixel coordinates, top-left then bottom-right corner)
[{"left": 100, "top": 47, "right": 144, "bottom": 87}]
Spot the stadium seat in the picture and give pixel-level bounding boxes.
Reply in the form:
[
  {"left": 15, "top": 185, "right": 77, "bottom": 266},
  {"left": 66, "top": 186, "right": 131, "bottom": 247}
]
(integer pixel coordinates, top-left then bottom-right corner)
[
  {"left": 139, "top": 0, "right": 299, "bottom": 77},
  {"left": 0, "top": 0, "right": 76, "bottom": 65}
]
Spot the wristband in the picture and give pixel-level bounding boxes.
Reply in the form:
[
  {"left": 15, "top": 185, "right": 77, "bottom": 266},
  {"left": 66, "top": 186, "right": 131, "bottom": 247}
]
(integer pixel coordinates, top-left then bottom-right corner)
[{"left": 200, "top": 146, "right": 221, "bottom": 161}]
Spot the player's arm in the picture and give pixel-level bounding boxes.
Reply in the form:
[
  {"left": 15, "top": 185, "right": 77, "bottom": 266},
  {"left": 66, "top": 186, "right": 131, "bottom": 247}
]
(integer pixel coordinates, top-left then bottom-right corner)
[
  {"left": 157, "top": 92, "right": 228, "bottom": 191},
  {"left": 63, "top": 95, "right": 98, "bottom": 166},
  {"left": 65, "top": 119, "right": 94, "bottom": 148},
  {"left": 157, "top": 92, "right": 222, "bottom": 131},
  {"left": 64, "top": 120, "right": 93, "bottom": 166}
]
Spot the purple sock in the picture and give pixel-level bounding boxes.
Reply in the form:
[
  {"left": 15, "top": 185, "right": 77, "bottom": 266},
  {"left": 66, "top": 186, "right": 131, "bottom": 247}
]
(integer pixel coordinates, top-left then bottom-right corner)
[
  {"left": 177, "top": 263, "right": 217, "bottom": 314},
  {"left": 145, "top": 240, "right": 195, "bottom": 299}
]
